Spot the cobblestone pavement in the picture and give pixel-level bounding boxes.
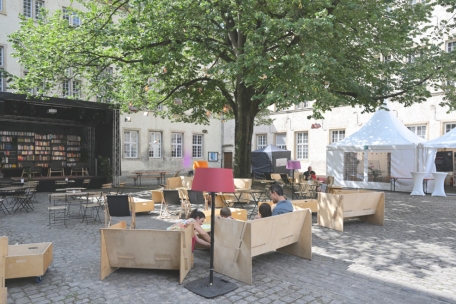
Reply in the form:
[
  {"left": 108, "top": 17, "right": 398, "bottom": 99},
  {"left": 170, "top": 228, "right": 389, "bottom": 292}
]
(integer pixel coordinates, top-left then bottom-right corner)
[{"left": 1, "top": 190, "right": 456, "bottom": 303}]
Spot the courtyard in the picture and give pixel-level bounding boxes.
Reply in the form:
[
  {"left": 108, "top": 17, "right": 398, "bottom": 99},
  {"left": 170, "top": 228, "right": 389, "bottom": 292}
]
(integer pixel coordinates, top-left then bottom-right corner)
[{"left": 1, "top": 188, "right": 456, "bottom": 304}]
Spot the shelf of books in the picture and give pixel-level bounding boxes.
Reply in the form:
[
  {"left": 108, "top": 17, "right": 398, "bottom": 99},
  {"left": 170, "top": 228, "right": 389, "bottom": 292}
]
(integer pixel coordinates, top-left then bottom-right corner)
[{"left": 0, "top": 131, "right": 83, "bottom": 169}]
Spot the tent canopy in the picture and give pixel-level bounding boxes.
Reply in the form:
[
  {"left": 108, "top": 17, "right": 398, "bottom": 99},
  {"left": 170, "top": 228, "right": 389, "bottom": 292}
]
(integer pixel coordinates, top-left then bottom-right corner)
[
  {"left": 326, "top": 105, "right": 425, "bottom": 192},
  {"left": 420, "top": 127, "right": 456, "bottom": 148},
  {"left": 327, "top": 108, "right": 425, "bottom": 151},
  {"left": 251, "top": 145, "right": 291, "bottom": 176}
]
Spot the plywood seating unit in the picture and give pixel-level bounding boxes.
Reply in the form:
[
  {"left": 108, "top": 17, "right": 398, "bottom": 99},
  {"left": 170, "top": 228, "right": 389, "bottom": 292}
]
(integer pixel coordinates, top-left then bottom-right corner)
[
  {"left": 1, "top": 237, "right": 6, "bottom": 303},
  {"left": 165, "top": 177, "right": 183, "bottom": 189},
  {"left": 130, "top": 197, "right": 154, "bottom": 214},
  {"left": 0, "top": 236, "right": 52, "bottom": 287},
  {"left": 202, "top": 208, "right": 248, "bottom": 223},
  {"left": 214, "top": 209, "right": 312, "bottom": 285},
  {"left": 100, "top": 221, "right": 194, "bottom": 284},
  {"left": 317, "top": 192, "right": 385, "bottom": 232},
  {"left": 291, "top": 199, "right": 318, "bottom": 213},
  {"left": 219, "top": 178, "right": 253, "bottom": 207}
]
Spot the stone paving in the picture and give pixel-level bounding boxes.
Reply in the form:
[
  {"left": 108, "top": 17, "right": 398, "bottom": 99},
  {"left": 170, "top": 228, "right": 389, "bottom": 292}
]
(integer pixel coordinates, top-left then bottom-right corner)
[{"left": 1, "top": 189, "right": 456, "bottom": 303}]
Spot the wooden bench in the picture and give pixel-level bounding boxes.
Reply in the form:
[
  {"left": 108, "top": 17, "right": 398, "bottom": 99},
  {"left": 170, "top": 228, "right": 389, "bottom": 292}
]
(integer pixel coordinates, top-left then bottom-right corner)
[
  {"left": 202, "top": 208, "right": 248, "bottom": 223},
  {"left": 1, "top": 237, "right": 6, "bottom": 303},
  {"left": 130, "top": 197, "right": 155, "bottom": 213},
  {"left": 100, "top": 221, "right": 193, "bottom": 284},
  {"left": 214, "top": 209, "right": 312, "bottom": 285},
  {"left": 317, "top": 192, "right": 385, "bottom": 232},
  {"left": 291, "top": 199, "right": 318, "bottom": 213}
]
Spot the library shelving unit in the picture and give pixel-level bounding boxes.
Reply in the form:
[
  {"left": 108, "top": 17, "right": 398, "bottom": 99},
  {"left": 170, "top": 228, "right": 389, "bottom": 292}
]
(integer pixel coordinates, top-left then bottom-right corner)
[
  {"left": 66, "top": 135, "right": 81, "bottom": 167},
  {"left": 35, "top": 134, "right": 51, "bottom": 168},
  {"left": 50, "top": 134, "right": 66, "bottom": 167}
]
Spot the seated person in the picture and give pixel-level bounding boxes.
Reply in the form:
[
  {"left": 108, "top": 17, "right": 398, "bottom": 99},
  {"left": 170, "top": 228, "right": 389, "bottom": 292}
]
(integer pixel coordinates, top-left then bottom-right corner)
[
  {"left": 254, "top": 203, "right": 272, "bottom": 219},
  {"left": 220, "top": 207, "right": 233, "bottom": 219},
  {"left": 269, "top": 184, "right": 293, "bottom": 216},
  {"left": 167, "top": 209, "right": 210, "bottom": 250},
  {"left": 303, "top": 166, "right": 316, "bottom": 180}
]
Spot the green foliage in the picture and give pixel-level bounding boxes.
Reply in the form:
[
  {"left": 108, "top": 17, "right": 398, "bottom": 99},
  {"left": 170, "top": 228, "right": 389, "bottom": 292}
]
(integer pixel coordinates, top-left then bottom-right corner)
[
  {"left": 7, "top": 0, "right": 456, "bottom": 175},
  {"left": 98, "top": 155, "right": 112, "bottom": 183}
]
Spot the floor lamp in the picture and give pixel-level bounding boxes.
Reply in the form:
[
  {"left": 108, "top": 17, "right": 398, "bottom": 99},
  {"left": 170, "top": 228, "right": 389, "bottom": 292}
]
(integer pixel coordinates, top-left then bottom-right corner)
[
  {"left": 184, "top": 168, "right": 238, "bottom": 298},
  {"left": 287, "top": 160, "right": 301, "bottom": 199}
]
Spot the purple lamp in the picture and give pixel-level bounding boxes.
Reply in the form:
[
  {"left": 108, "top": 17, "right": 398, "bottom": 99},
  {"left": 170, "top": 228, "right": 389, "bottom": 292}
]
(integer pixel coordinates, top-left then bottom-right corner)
[
  {"left": 184, "top": 168, "right": 237, "bottom": 298},
  {"left": 286, "top": 160, "right": 301, "bottom": 199}
]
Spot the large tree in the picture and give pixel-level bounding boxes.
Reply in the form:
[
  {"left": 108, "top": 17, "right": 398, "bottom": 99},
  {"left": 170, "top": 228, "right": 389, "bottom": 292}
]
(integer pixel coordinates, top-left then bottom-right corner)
[{"left": 8, "top": 0, "right": 456, "bottom": 177}]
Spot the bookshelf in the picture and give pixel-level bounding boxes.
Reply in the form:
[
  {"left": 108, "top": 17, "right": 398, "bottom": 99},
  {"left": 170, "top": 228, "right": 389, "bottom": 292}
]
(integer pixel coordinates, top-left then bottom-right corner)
[{"left": 0, "top": 130, "right": 84, "bottom": 170}]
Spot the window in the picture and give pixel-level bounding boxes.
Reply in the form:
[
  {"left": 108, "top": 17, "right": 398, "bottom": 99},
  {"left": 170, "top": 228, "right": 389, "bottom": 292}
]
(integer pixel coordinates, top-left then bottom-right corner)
[
  {"left": 171, "top": 133, "right": 183, "bottom": 158},
  {"left": 445, "top": 123, "right": 456, "bottom": 134},
  {"left": 447, "top": 41, "right": 455, "bottom": 53},
  {"left": 23, "top": 0, "right": 44, "bottom": 19},
  {"left": 192, "top": 134, "right": 203, "bottom": 158},
  {"left": 256, "top": 134, "right": 267, "bottom": 150},
  {"left": 296, "top": 132, "right": 308, "bottom": 159},
  {"left": 407, "top": 125, "right": 426, "bottom": 139},
  {"left": 331, "top": 130, "right": 345, "bottom": 143},
  {"left": 148, "top": 131, "right": 161, "bottom": 158},
  {"left": 296, "top": 101, "right": 310, "bottom": 109},
  {"left": 275, "top": 134, "right": 286, "bottom": 150},
  {"left": 123, "top": 130, "right": 138, "bottom": 158},
  {"left": 0, "top": 0, "right": 4, "bottom": 14},
  {"left": 62, "top": 68, "right": 81, "bottom": 98},
  {"left": 62, "top": 7, "right": 81, "bottom": 26}
]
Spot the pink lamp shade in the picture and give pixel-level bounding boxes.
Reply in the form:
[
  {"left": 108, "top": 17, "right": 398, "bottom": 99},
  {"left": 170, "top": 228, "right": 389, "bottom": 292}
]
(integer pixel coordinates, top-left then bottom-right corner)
[
  {"left": 286, "top": 160, "right": 301, "bottom": 170},
  {"left": 191, "top": 168, "right": 235, "bottom": 193}
]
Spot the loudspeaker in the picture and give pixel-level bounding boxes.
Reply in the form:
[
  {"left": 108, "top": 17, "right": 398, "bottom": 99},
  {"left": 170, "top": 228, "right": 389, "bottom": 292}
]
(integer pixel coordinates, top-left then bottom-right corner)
[{"left": 0, "top": 100, "right": 4, "bottom": 116}]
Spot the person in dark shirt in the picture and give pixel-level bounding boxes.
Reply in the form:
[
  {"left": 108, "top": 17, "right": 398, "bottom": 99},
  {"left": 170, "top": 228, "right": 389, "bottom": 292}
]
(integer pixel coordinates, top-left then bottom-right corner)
[{"left": 303, "top": 166, "right": 316, "bottom": 180}]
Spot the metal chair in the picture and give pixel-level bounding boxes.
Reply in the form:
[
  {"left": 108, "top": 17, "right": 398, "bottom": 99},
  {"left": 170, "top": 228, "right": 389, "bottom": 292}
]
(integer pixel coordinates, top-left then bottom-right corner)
[
  {"left": 80, "top": 192, "right": 102, "bottom": 224},
  {"left": 48, "top": 205, "right": 68, "bottom": 228},
  {"left": 82, "top": 179, "right": 90, "bottom": 189},
  {"left": 0, "top": 199, "right": 10, "bottom": 215}
]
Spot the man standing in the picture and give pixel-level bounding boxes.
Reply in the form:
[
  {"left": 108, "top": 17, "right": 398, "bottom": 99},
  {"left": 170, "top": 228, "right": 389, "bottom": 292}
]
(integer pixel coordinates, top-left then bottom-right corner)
[
  {"left": 269, "top": 184, "right": 293, "bottom": 216},
  {"left": 303, "top": 166, "right": 316, "bottom": 180}
]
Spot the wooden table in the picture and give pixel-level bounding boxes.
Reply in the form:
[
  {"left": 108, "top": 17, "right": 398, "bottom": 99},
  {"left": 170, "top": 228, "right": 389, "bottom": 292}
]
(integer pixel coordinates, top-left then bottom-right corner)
[
  {"left": 133, "top": 171, "right": 167, "bottom": 186},
  {"left": 231, "top": 189, "right": 266, "bottom": 219}
]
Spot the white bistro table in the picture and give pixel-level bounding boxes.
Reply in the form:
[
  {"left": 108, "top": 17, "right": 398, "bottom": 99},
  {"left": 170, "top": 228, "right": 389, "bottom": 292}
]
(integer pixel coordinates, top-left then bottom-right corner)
[
  {"left": 431, "top": 172, "right": 447, "bottom": 197},
  {"left": 410, "top": 172, "right": 426, "bottom": 196}
]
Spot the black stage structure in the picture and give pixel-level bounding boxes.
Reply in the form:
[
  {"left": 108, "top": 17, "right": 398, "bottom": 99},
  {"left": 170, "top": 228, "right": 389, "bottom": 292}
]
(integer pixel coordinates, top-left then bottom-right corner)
[{"left": 0, "top": 92, "right": 120, "bottom": 191}]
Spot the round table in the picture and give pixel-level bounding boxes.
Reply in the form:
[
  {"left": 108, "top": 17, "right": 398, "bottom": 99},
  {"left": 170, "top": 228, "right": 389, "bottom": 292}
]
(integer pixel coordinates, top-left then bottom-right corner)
[
  {"left": 410, "top": 172, "right": 426, "bottom": 196},
  {"left": 431, "top": 172, "right": 447, "bottom": 197}
]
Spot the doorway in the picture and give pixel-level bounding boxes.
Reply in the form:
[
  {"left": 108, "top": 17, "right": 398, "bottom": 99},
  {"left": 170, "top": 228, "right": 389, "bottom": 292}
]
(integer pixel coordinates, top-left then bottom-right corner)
[{"left": 223, "top": 152, "right": 233, "bottom": 168}]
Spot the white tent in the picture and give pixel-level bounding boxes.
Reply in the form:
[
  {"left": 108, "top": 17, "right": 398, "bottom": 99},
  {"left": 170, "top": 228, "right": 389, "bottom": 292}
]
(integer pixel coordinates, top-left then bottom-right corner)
[
  {"left": 327, "top": 106, "right": 425, "bottom": 191},
  {"left": 419, "top": 126, "right": 456, "bottom": 179}
]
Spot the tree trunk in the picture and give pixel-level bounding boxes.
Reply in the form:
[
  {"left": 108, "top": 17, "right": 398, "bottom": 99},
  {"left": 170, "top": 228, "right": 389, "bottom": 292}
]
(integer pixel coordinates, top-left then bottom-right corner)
[{"left": 232, "top": 84, "right": 258, "bottom": 178}]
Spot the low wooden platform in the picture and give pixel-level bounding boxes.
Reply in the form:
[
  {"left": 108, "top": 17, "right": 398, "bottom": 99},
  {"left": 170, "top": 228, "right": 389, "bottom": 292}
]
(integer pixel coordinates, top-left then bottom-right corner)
[{"left": 4, "top": 176, "right": 107, "bottom": 192}]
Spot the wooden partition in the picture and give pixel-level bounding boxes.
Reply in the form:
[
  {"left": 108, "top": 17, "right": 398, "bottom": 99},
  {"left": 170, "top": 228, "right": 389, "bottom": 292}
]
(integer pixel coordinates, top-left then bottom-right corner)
[
  {"left": 202, "top": 208, "right": 247, "bottom": 223},
  {"left": 317, "top": 192, "right": 385, "bottom": 232},
  {"left": 100, "top": 221, "right": 193, "bottom": 284},
  {"left": 292, "top": 199, "right": 318, "bottom": 213},
  {"left": 1, "top": 237, "right": 6, "bottom": 304},
  {"left": 214, "top": 209, "right": 312, "bottom": 285},
  {"left": 166, "top": 177, "right": 183, "bottom": 189}
]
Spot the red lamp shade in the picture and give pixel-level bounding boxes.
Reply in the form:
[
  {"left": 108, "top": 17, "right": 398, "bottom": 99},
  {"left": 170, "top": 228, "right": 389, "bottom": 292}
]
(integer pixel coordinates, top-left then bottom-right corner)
[
  {"left": 286, "top": 160, "right": 301, "bottom": 170},
  {"left": 191, "top": 168, "right": 235, "bottom": 193}
]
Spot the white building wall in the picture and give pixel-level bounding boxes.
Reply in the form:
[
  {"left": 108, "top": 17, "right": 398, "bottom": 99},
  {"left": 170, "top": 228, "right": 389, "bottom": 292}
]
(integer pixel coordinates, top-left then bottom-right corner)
[{"left": 120, "top": 112, "right": 222, "bottom": 175}]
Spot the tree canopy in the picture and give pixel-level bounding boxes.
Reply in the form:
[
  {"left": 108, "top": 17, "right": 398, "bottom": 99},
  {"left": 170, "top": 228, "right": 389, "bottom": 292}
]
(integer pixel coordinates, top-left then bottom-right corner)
[{"left": 8, "top": 0, "right": 456, "bottom": 177}]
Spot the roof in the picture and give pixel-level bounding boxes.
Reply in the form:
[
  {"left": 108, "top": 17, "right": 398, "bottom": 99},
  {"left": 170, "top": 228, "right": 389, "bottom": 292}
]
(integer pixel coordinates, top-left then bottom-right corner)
[
  {"left": 420, "top": 127, "right": 456, "bottom": 148},
  {"left": 327, "top": 106, "right": 425, "bottom": 151}
]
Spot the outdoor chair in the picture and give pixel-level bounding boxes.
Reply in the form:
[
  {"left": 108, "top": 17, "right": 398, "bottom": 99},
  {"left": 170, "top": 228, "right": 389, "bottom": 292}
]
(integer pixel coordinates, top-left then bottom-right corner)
[
  {"left": 80, "top": 192, "right": 102, "bottom": 224},
  {"left": 161, "top": 190, "right": 184, "bottom": 218},
  {"left": 82, "top": 179, "right": 90, "bottom": 189},
  {"left": 177, "top": 188, "right": 191, "bottom": 218},
  {"left": 0, "top": 199, "right": 10, "bottom": 215},
  {"left": 105, "top": 194, "right": 131, "bottom": 227}
]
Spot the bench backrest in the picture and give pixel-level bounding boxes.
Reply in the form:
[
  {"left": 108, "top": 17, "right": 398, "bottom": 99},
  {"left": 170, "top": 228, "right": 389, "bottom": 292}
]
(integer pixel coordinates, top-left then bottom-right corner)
[
  {"left": 203, "top": 208, "right": 247, "bottom": 223},
  {"left": 100, "top": 222, "right": 193, "bottom": 283},
  {"left": 1, "top": 236, "right": 6, "bottom": 304},
  {"left": 166, "top": 177, "right": 183, "bottom": 189},
  {"left": 233, "top": 178, "right": 251, "bottom": 189}
]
